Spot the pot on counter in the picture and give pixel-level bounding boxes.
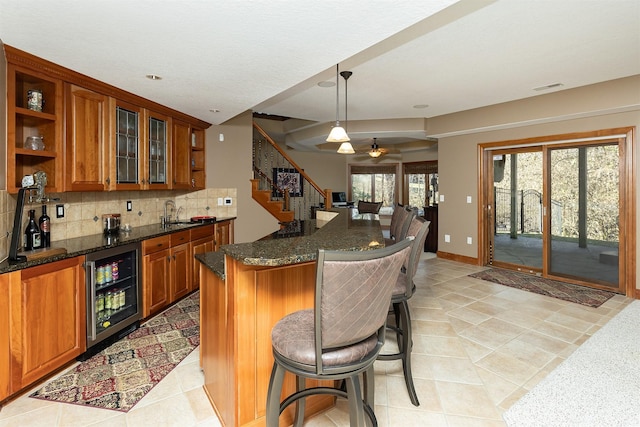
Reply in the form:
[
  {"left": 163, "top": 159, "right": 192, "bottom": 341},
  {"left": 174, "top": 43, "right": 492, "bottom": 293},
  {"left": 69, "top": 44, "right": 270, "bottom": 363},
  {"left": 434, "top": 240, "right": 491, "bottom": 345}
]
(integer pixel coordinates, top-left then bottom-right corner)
[{"left": 102, "top": 213, "right": 121, "bottom": 234}]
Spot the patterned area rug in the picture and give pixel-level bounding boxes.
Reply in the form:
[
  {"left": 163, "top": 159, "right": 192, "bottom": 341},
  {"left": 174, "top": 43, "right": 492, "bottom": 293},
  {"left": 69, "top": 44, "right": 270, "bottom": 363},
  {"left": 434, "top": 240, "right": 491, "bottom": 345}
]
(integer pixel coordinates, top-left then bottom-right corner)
[
  {"left": 468, "top": 269, "right": 616, "bottom": 307},
  {"left": 30, "top": 291, "right": 199, "bottom": 412}
]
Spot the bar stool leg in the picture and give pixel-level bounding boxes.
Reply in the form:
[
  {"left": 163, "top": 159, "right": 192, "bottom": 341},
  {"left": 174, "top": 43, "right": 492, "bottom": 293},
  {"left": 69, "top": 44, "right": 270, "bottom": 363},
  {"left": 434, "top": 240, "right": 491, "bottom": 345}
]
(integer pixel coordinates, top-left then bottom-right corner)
[
  {"left": 266, "top": 362, "right": 286, "bottom": 427},
  {"left": 345, "top": 376, "right": 366, "bottom": 427},
  {"left": 293, "top": 376, "right": 306, "bottom": 427},
  {"left": 399, "top": 300, "right": 419, "bottom": 406}
]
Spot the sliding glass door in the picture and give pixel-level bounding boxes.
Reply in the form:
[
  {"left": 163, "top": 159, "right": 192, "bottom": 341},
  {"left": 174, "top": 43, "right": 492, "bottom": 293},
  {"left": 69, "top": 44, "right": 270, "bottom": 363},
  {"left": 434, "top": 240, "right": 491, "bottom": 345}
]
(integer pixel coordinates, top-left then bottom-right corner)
[
  {"left": 490, "top": 149, "right": 544, "bottom": 271},
  {"left": 548, "top": 143, "right": 619, "bottom": 287},
  {"left": 482, "top": 129, "right": 631, "bottom": 294}
]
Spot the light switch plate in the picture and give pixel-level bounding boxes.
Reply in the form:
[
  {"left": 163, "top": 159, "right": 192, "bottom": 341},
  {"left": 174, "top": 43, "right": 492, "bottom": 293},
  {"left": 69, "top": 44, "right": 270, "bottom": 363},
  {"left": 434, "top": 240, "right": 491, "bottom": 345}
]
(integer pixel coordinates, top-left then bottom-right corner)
[
  {"left": 439, "top": 194, "right": 445, "bottom": 202},
  {"left": 467, "top": 237, "right": 473, "bottom": 244},
  {"left": 466, "top": 196, "right": 472, "bottom": 203},
  {"left": 126, "top": 200, "right": 132, "bottom": 211},
  {"left": 217, "top": 198, "right": 223, "bottom": 206},
  {"left": 56, "top": 204, "right": 64, "bottom": 218},
  {"left": 444, "top": 234, "right": 450, "bottom": 243}
]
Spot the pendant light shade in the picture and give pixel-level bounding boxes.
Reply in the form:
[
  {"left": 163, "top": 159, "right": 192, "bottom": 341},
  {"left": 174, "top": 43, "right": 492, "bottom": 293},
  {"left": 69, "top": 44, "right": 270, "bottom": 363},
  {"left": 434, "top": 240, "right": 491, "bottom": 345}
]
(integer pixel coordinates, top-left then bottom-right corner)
[
  {"left": 337, "top": 141, "right": 356, "bottom": 154},
  {"left": 327, "top": 125, "right": 350, "bottom": 143}
]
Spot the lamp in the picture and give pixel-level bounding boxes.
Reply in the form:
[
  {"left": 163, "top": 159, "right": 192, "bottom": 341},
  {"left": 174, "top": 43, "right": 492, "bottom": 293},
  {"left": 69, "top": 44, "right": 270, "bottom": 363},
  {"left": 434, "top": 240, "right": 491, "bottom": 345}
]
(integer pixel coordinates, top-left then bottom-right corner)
[
  {"left": 368, "top": 139, "right": 382, "bottom": 158},
  {"left": 328, "top": 65, "right": 355, "bottom": 154},
  {"left": 337, "top": 141, "right": 355, "bottom": 154}
]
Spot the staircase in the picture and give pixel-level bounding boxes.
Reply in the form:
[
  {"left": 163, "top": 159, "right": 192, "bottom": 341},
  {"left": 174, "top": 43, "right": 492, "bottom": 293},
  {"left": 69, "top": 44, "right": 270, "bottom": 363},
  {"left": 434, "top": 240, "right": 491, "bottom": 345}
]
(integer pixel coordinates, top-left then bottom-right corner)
[
  {"left": 252, "top": 121, "right": 329, "bottom": 223},
  {"left": 250, "top": 178, "right": 294, "bottom": 223}
]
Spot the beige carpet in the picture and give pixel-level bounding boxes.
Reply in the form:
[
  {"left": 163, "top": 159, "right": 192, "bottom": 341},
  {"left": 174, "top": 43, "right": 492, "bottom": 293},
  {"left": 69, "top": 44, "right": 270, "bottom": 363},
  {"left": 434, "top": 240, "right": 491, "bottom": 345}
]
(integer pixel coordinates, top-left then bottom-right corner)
[{"left": 503, "top": 299, "right": 640, "bottom": 426}]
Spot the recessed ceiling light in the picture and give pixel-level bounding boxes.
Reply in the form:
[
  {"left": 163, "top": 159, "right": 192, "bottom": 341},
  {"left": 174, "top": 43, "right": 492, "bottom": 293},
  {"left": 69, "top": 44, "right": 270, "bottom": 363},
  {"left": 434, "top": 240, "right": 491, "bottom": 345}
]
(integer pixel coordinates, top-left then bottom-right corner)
[
  {"left": 145, "top": 74, "right": 162, "bottom": 80},
  {"left": 413, "top": 104, "right": 429, "bottom": 109},
  {"left": 209, "top": 109, "right": 220, "bottom": 113},
  {"left": 533, "top": 83, "right": 563, "bottom": 91},
  {"left": 318, "top": 81, "right": 336, "bottom": 88}
]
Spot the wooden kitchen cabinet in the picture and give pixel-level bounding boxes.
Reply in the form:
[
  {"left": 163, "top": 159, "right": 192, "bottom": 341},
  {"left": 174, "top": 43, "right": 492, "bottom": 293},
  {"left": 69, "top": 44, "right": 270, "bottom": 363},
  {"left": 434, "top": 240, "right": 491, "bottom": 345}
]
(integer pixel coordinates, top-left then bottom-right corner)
[
  {"left": 190, "top": 127, "right": 206, "bottom": 190},
  {"left": 214, "top": 220, "right": 234, "bottom": 251},
  {"left": 143, "top": 110, "right": 171, "bottom": 190},
  {"left": 172, "top": 120, "right": 192, "bottom": 189},
  {"left": 108, "top": 99, "right": 144, "bottom": 190},
  {"left": 142, "top": 235, "right": 171, "bottom": 317},
  {"left": 0, "top": 273, "right": 12, "bottom": 401},
  {"left": 65, "top": 84, "right": 109, "bottom": 191},
  {"left": 170, "top": 231, "right": 191, "bottom": 302},
  {"left": 5, "top": 46, "right": 210, "bottom": 195},
  {"left": 142, "top": 230, "right": 193, "bottom": 318},
  {"left": 190, "top": 224, "right": 215, "bottom": 291},
  {"left": 5, "top": 47, "right": 64, "bottom": 194},
  {"left": 9, "top": 257, "right": 86, "bottom": 392},
  {"left": 172, "top": 121, "right": 206, "bottom": 190}
]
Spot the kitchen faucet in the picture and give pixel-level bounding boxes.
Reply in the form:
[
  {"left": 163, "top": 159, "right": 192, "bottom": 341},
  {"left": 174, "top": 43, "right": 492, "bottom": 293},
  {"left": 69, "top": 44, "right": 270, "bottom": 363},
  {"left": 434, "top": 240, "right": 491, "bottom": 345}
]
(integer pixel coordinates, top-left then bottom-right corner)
[{"left": 163, "top": 200, "right": 176, "bottom": 224}]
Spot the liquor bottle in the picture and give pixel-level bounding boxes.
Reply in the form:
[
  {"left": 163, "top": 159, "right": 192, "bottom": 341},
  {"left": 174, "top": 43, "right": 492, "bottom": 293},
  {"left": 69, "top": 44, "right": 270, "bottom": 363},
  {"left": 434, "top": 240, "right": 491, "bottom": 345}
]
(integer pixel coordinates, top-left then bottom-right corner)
[
  {"left": 24, "top": 209, "right": 41, "bottom": 250},
  {"left": 39, "top": 205, "right": 51, "bottom": 248}
]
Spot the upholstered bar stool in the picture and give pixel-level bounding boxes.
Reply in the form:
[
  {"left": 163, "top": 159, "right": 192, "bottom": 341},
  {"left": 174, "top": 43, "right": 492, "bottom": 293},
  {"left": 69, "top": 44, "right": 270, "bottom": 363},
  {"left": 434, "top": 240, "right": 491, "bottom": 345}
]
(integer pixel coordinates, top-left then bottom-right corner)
[
  {"left": 266, "top": 239, "right": 412, "bottom": 427},
  {"left": 384, "top": 204, "right": 415, "bottom": 246},
  {"left": 378, "top": 216, "right": 430, "bottom": 406}
]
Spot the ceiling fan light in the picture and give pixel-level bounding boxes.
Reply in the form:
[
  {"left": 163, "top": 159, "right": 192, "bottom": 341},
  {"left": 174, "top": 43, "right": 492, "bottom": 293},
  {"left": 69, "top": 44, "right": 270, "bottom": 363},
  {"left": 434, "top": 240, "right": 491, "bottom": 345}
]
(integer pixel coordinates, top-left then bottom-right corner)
[
  {"left": 368, "top": 149, "right": 382, "bottom": 158},
  {"left": 368, "top": 140, "right": 382, "bottom": 157},
  {"left": 337, "top": 142, "right": 355, "bottom": 154},
  {"left": 327, "top": 124, "right": 350, "bottom": 143}
]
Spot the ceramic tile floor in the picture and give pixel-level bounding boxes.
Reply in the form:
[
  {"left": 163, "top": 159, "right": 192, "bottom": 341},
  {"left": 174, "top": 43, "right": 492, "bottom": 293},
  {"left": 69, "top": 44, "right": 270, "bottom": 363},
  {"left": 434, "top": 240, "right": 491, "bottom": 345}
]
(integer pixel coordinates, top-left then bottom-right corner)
[{"left": 0, "top": 256, "right": 631, "bottom": 426}]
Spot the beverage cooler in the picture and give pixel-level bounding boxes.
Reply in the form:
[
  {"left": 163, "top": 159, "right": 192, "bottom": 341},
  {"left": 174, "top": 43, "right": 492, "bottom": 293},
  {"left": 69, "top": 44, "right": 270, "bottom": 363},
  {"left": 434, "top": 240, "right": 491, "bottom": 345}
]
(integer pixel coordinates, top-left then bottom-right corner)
[{"left": 84, "top": 242, "right": 142, "bottom": 353}]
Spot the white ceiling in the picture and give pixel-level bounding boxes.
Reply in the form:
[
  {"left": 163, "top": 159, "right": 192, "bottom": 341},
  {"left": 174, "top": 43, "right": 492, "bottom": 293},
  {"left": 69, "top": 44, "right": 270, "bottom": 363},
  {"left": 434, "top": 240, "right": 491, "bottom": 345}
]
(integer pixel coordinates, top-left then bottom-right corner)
[{"left": 1, "top": 0, "right": 639, "bottom": 152}]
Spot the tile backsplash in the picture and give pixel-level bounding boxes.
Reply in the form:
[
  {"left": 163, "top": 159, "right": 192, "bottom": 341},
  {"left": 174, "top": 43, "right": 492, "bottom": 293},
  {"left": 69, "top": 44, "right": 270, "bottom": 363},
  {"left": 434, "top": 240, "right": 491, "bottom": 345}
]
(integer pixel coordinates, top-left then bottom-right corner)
[{"left": 0, "top": 188, "right": 237, "bottom": 262}]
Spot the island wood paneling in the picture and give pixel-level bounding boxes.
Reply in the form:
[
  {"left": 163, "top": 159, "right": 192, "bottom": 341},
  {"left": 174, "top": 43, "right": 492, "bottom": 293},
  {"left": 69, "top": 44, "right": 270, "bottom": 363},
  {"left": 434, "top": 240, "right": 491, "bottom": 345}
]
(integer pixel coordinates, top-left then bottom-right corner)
[{"left": 201, "top": 256, "right": 334, "bottom": 427}]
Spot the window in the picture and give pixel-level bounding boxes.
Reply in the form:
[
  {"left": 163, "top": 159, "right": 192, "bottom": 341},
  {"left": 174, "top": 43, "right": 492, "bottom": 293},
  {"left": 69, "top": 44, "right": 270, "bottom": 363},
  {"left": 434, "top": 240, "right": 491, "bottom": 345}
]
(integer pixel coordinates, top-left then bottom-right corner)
[
  {"left": 349, "top": 164, "right": 399, "bottom": 215},
  {"left": 403, "top": 161, "right": 438, "bottom": 212}
]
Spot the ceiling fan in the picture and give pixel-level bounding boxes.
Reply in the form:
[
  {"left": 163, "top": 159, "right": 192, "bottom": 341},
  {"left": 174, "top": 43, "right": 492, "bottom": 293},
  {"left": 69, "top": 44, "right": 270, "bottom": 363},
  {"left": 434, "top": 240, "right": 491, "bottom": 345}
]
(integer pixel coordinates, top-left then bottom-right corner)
[
  {"left": 352, "top": 138, "right": 401, "bottom": 161},
  {"left": 367, "top": 138, "right": 387, "bottom": 158}
]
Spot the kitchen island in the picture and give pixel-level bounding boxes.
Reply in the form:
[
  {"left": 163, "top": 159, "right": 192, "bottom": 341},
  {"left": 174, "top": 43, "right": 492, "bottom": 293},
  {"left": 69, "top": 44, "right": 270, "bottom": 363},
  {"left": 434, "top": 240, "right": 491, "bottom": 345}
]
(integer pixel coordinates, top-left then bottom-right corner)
[{"left": 197, "top": 209, "right": 383, "bottom": 427}]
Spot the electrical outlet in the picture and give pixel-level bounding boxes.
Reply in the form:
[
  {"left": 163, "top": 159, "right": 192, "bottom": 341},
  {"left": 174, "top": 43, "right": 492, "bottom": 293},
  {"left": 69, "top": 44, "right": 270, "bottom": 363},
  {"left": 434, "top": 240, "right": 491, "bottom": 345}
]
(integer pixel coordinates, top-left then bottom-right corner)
[
  {"left": 217, "top": 198, "right": 223, "bottom": 206},
  {"left": 466, "top": 196, "right": 472, "bottom": 203},
  {"left": 439, "top": 194, "right": 445, "bottom": 202},
  {"left": 467, "top": 236, "right": 473, "bottom": 245},
  {"left": 126, "top": 200, "right": 132, "bottom": 211},
  {"left": 444, "top": 234, "right": 450, "bottom": 243},
  {"left": 56, "top": 204, "right": 64, "bottom": 218},
  {"left": 224, "top": 197, "right": 232, "bottom": 206}
]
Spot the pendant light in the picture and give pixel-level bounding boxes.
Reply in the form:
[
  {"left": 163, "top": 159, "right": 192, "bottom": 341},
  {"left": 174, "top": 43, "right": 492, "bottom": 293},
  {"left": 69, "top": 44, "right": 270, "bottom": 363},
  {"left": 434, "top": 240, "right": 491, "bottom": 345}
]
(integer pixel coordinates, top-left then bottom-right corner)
[
  {"left": 368, "top": 138, "right": 382, "bottom": 158},
  {"left": 327, "top": 65, "right": 355, "bottom": 153}
]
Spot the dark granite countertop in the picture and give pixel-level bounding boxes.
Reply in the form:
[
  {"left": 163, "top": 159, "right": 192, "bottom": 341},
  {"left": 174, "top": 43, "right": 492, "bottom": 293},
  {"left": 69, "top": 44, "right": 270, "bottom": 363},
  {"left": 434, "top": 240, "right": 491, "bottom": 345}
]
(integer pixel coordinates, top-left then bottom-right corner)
[
  {"left": 0, "top": 217, "right": 235, "bottom": 275},
  {"left": 196, "top": 210, "right": 383, "bottom": 280},
  {"left": 195, "top": 251, "right": 225, "bottom": 280}
]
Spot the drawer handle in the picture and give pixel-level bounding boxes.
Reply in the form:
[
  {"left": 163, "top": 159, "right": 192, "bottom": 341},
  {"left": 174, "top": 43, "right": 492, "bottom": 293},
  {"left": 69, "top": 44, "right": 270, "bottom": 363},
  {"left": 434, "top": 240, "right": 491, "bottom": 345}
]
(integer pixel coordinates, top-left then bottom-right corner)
[{"left": 157, "top": 243, "right": 163, "bottom": 247}]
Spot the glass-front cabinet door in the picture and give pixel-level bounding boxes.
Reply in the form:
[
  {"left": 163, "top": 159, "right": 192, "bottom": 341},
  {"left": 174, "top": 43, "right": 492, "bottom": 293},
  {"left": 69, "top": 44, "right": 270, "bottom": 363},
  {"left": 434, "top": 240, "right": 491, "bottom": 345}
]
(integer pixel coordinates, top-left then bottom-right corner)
[
  {"left": 109, "top": 99, "right": 142, "bottom": 190},
  {"left": 144, "top": 111, "right": 170, "bottom": 189}
]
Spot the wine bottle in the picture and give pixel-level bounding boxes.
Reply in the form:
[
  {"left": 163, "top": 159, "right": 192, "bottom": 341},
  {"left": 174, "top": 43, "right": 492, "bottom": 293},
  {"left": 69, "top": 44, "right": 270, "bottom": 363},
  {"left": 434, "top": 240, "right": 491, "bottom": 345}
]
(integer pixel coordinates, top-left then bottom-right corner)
[
  {"left": 24, "top": 209, "right": 41, "bottom": 251},
  {"left": 39, "top": 205, "right": 51, "bottom": 248}
]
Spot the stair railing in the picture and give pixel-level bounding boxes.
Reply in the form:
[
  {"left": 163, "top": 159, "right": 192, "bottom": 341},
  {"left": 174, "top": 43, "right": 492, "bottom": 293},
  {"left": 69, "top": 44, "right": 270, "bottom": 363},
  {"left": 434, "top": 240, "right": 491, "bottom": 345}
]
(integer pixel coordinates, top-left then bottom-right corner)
[{"left": 253, "top": 121, "right": 329, "bottom": 222}]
